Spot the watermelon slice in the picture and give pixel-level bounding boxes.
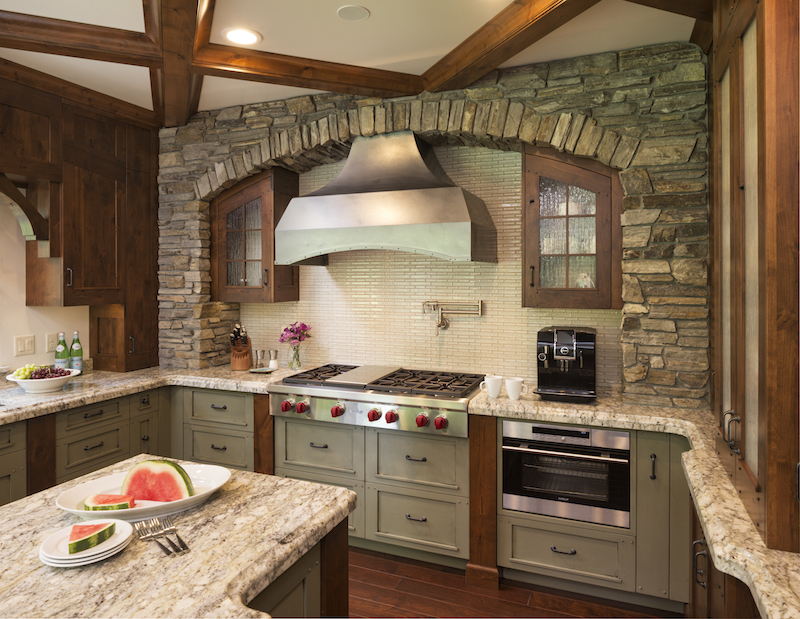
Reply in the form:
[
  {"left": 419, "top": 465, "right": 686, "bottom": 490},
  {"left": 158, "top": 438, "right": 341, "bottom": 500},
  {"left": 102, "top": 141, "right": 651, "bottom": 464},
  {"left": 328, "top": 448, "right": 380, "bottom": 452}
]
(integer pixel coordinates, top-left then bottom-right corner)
[
  {"left": 120, "top": 460, "right": 195, "bottom": 502},
  {"left": 68, "top": 521, "right": 115, "bottom": 554},
  {"left": 83, "top": 494, "right": 136, "bottom": 510}
]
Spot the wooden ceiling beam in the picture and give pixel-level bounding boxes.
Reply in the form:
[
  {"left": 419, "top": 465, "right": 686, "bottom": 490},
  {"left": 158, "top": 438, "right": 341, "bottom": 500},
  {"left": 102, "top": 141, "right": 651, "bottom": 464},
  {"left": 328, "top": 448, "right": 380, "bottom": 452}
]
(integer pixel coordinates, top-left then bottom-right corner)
[
  {"left": 161, "top": 0, "right": 200, "bottom": 128},
  {"left": 422, "top": 0, "right": 602, "bottom": 93},
  {"left": 0, "top": 58, "right": 160, "bottom": 128},
  {"left": 622, "top": 0, "right": 712, "bottom": 23},
  {"left": 0, "top": 10, "right": 162, "bottom": 67},
  {"left": 192, "top": 44, "right": 424, "bottom": 98}
]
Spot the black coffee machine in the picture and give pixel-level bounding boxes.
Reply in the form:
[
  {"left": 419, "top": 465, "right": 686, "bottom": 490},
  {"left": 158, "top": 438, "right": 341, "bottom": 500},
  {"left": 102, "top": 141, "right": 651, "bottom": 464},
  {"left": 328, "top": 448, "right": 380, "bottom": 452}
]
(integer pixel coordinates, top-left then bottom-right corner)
[{"left": 535, "top": 327, "right": 596, "bottom": 401}]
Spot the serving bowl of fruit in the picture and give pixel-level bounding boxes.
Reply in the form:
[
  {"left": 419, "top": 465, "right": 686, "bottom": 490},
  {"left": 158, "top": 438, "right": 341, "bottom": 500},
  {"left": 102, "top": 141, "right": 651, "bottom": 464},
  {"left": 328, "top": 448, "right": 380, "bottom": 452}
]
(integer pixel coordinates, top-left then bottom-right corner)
[{"left": 6, "top": 364, "right": 80, "bottom": 394}]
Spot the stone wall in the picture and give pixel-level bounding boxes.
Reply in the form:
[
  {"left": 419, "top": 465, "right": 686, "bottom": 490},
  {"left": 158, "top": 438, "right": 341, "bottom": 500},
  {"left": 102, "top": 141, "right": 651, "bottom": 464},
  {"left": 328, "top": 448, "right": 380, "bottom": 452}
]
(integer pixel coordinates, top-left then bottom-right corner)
[{"left": 157, "top": 42, "right": 710, "bottom": 408}]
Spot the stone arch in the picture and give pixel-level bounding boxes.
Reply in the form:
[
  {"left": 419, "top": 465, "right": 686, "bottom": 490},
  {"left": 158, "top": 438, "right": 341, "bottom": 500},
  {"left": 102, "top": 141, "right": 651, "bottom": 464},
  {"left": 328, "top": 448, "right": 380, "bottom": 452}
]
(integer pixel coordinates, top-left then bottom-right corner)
[{"left": 159, "top": 42, "right": 710, "bottom": 407}]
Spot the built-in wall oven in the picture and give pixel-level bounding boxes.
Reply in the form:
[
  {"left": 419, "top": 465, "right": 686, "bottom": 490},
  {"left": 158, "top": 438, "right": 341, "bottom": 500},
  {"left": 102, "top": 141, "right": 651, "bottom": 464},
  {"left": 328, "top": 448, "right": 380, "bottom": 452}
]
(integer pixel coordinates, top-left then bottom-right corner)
[{"left": 501, "top": 420, "right": 631, "bottom": 528}]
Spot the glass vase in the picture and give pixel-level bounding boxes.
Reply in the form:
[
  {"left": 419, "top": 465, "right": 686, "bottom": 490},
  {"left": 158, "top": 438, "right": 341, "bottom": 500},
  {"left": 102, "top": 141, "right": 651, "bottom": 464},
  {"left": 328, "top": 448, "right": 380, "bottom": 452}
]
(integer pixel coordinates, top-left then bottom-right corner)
[{"left": 288, "top": 345, "right": 302, "bottom": 370}]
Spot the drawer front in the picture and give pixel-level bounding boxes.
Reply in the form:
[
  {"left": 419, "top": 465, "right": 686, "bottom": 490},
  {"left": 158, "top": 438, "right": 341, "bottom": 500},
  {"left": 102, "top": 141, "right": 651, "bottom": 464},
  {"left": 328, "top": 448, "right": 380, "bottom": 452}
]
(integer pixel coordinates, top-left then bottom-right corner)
[
  {"left": 184, "top": 425, "right": 253, "bottom": 471},
  {"left": 0, "top": 421, "right": 25, "bottom": 456},
  {"left": 276, "top": 418, "right": 364, "bottom": 478},
  {"left": 57, "top": 399, "right": 127, "bottom": 436},
  {"left": 498, "top": 515, "right": 636, "bottom": 592},
  {"left": 131, "top": 412, "right": 160, "bottom": 456},
  {"left": 366, "top": 428, "right": 468, "bottom": 494},
  {"left": 276, "top": 467, "right": 365, "bottom": 538},
  {"left": 0, "top": 450, "right": 26, "bottom": 506},
  {"left": 366, "top": 483, "right": 469, "bottom": 559},
  {"left": 185, "top": 389, "right": 252, "bottom": 429},
  {"left": 133, "top": 390, "right": 159, "bottom": 416},
  {"left": 56, "top": 422, "right": 130, "bottom": 480}
]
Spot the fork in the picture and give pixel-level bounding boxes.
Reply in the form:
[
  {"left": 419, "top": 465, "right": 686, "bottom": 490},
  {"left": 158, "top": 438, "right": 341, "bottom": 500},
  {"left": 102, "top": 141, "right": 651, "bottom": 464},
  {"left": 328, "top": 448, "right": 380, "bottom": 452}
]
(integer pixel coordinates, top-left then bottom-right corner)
[
  {"left": 147, "top": 518, "right": 182, "bottom": 555},
  {"left": 134, "top": 520, "right": 173, "bottom": 556},
  {"left": 159, "top": 516, "right": 190, "bottom": 553}
]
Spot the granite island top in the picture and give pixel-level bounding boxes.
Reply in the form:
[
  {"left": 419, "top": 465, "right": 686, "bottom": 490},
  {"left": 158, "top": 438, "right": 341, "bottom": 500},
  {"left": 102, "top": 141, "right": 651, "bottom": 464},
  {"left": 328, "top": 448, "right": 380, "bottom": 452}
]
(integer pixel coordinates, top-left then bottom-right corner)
[
  {"left": 1, "top": 365, "right": 798, "bottom": 619},
  {"left": 0, "top": 453, "right": 356, "bottom": 618}
]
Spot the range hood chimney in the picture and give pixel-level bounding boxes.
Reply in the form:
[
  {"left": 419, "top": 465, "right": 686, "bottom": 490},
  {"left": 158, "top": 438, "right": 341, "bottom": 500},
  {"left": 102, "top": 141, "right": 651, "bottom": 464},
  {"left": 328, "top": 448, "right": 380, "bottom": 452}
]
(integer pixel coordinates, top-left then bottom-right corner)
[{"left": 274, "top": 131, "right": 497, "bottom": 264}]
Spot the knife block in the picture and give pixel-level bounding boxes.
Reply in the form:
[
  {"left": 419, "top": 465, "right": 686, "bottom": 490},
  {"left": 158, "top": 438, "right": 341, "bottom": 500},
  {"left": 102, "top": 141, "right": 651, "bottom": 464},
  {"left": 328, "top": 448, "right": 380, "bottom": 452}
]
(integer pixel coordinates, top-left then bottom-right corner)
[{"left": 230, "top": 343, "right": 252, "bottom": 371}]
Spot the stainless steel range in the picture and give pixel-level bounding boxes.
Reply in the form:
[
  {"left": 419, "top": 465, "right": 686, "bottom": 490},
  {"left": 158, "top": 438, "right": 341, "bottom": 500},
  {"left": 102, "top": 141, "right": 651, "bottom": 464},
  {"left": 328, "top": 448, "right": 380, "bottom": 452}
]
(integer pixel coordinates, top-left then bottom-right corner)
[{"left": 268, "top": 364, "right": 484, "bottom": 437}]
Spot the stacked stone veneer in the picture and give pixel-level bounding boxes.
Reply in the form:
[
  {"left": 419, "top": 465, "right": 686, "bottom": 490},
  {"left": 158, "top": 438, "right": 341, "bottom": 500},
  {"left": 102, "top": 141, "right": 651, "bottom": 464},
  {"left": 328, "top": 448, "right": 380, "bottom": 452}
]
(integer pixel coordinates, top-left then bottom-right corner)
[{"left": 158, "top": 42, "right": 709, "bottom": 408}]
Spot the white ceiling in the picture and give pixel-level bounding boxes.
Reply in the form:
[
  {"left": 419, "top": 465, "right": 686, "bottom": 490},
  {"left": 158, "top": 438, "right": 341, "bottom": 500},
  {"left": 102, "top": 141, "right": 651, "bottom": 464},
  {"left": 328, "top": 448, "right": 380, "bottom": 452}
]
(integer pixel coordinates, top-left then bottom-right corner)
[{"left": 0, "top": 0, "right": 695, "bottom": 114}]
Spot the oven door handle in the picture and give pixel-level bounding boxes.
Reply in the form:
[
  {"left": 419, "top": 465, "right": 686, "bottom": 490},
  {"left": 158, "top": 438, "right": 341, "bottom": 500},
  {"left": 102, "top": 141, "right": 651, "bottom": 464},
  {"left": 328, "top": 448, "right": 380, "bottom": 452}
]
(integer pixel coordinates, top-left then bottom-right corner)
[{"left": 501, "top": 444, "right": 629, "bottom": 464}]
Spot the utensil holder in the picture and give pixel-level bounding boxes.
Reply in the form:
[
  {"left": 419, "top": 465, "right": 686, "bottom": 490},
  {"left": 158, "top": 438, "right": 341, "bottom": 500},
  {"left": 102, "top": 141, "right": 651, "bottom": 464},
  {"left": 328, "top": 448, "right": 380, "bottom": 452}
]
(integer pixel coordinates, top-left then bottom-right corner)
[{"left": 230, "top": 343, "right": 252, "bottom": 371}]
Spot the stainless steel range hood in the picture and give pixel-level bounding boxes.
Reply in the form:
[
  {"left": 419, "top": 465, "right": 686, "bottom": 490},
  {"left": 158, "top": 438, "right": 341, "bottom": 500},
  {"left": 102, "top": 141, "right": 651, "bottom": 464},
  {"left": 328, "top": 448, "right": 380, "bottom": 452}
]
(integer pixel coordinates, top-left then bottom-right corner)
[{"left": 274, "top": 131, "right": 497, "bottom": 264}]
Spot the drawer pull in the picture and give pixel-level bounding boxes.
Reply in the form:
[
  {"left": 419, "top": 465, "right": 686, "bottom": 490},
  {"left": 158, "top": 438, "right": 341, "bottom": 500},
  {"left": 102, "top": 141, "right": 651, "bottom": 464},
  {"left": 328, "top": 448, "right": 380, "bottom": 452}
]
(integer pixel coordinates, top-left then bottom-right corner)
[
  {"left": 650, "top": 453, "right": 657, "bottom": 480},
  {"left": 550, "top": 546, "right": 576, "bottom": 556},
  {"left": 84, "top": 441, "right": 104, "bottom": 451},
  {"left": 692, "top": 539, "right": 707, "bottom": 589},
  {"left": 405, "top": 455, "right": 427, "bottom": 463},
  {"left": 405, "top": 513, "right": 427, "bottom": 523},
  {"left": 210, "top": 404, "right": 227, "bottom": 410},
  {"left": 83, "top": 410, "right": 104, "bottom": 419},
  {"left": 210, "top": 444, "right": 227, "bottom": 451},
  {"left": 310, "top": 442, "right": 329, "bottom": 449}
]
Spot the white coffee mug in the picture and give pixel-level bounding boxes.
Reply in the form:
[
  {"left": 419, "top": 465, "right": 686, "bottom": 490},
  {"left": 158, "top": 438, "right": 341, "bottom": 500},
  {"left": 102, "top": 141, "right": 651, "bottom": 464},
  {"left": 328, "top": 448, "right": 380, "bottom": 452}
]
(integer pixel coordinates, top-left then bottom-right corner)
[
  {"left": 480, "top": 375, "right": 503, "bottom": 398},
  {"left": 505, "top": 377, "right": 529, "bottom": 401}
]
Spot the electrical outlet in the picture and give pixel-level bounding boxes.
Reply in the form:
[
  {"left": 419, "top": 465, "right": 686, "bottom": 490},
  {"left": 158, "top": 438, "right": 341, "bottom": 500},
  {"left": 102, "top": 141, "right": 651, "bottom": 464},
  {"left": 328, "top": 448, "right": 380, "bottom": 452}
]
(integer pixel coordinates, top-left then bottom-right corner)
[
  {"left": 46, "top": 333, "right": 59, "bottom": 353},
  {"left": 14, "top": 334, "right": 35, "bottom": 357}
]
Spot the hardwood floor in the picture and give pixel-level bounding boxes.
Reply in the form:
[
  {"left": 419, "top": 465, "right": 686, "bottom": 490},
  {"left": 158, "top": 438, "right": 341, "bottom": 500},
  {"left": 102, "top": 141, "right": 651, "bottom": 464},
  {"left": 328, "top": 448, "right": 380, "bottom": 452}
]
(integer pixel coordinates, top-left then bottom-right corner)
[{"left": 348, "top": 548, "right": 683, "bottom": 618}]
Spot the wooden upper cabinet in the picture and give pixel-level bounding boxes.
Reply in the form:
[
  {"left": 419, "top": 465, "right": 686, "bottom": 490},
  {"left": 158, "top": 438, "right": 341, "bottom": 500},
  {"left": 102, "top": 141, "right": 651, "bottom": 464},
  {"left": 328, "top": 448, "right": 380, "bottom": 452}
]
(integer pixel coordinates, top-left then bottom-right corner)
[
  {"left": 211, "top": 168, "right": 300, "bottom": 303},
  {"left": 0, "top": 79, "right": 62, "bottom": 181},
  {"left": 522, "top": 147, "right": 622, "bottom": 310},
  {"left": 62, "top": 104, "right": 126, "bottom": 167}
]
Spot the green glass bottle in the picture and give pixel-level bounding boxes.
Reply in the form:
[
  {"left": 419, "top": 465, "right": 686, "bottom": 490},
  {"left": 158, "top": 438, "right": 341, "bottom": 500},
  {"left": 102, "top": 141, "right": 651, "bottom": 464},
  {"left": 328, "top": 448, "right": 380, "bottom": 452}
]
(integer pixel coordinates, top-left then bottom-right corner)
[
  {"left": 69, "top": 330, "right": 83, "bottom": 372},
  {"left": 54, "top": 332, "right": 69, "bottom": 369}
]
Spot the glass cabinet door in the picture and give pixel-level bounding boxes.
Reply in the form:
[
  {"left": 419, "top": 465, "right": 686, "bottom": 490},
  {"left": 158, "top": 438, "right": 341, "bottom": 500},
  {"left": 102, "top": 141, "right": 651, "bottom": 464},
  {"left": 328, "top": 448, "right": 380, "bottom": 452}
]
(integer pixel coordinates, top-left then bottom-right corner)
[{"left": 225, "top": 196, "right": 264, "bottom": 288}]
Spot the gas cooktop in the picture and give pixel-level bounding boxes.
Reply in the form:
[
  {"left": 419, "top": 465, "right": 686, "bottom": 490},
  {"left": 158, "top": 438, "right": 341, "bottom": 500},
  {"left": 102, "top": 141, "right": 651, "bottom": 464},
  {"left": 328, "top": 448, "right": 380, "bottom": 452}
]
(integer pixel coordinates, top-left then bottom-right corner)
[{"left": 283, "top": 364, "right": 484, "bottom": 400}]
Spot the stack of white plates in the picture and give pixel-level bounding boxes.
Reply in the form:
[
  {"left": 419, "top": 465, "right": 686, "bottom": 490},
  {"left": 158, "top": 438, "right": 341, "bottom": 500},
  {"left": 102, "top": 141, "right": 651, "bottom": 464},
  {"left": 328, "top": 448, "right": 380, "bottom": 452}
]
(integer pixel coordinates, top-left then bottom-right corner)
[{"left": 39, "top": 519, "right": 133, "bottom": 568}]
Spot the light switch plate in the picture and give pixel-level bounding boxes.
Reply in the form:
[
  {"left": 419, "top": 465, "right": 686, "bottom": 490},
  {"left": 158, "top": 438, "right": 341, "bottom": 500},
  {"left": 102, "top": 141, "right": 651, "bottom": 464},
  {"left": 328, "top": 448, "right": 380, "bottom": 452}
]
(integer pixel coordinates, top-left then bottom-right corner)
[
  {"left": 14, "top": 334, "right": 35, "bottom": 357},
  {"left": 46, "top": 333, "right": 59, "bottom": 353}
]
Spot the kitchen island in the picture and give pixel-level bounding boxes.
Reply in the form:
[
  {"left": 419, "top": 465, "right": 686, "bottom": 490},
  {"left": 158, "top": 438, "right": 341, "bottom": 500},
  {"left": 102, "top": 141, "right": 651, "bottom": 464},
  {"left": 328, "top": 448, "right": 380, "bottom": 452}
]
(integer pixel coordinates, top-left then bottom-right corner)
[
  {"left": 0, "top": 366, "right": 798, "bottom": 619},
  {"left": 0, "top": 452, "right": 355, "bottom": 618}
]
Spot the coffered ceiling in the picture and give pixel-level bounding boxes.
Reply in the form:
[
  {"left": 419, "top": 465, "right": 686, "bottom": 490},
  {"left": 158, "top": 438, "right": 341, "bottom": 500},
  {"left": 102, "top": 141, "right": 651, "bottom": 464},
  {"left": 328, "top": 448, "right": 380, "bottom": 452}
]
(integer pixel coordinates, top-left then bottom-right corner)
[{"left": 0, "top": 0, "right": 710, "bottom": 129}]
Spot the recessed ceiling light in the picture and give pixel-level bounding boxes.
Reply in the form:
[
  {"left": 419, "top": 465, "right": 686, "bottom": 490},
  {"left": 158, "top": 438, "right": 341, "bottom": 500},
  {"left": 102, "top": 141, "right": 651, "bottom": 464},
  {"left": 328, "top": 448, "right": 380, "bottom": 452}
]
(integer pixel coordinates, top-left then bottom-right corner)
[
  {"left": 337, "top": 5, "right": 370, "bottom": 21},
  {"left": 222, "top": 27, "right": 263, "bottom": 45}
]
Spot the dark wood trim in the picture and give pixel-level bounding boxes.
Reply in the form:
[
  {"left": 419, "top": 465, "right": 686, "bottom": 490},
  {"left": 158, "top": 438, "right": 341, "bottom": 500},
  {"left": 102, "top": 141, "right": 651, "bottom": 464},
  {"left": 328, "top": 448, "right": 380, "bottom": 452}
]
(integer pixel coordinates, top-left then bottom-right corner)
[
  {"left": 194, "top": 0, "right": 215, "bottom": 55},
  {"left": 188, "top": 74, "right": 204, "bottom": 120},
  {"left": 712, "top": 0, "right": 757, "bottom": 82},
  {"left": 161, "top": 0, "right": 201, "bottom": 128},
  {"left": 624, "top": 0, "right": 712, "bottom": 22},
  {"left": 466, "top": 414, "right": 498, "bottom": 589},
  {"left": 26, "top": 415, "right": 56, "bottom": 494},
  {"left": 192, "top": 44, "right": 423, "bottom": 98},
  {"left": 253, "top": 394, "right": 273, "bottom": 475},
  {"left": 142, "top": 0, "right": 161, "bottom": 47},
  {"left": 758, "top": 0, "right": 799, "bottom": 553},
  {"left": 0, "top": 58, "right": 160, "bottom": 128},
  {"left": 0, "top": 173, "right": 49, "bottom": 240},
  {"left": 320, "top": 518, "right": 349, "bottom": 617},
  {"left": 691, "top": 19, "right": 714, "bottom": 54},
  {"left": 0, "top": 10, "right": 162, "bottom": 67},
  {"left": 423, "top": 0, "right": 601, "bottom": 93}
]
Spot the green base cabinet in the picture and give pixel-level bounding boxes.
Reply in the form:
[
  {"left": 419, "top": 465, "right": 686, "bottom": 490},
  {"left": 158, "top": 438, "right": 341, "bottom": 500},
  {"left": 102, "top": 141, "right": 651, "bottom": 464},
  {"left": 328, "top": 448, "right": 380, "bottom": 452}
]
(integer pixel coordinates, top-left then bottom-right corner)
[
  {"left": 0, "top": 421, "right": 26, "bottom": 506},
  {"left": 247, "top": 542, "right": 320, "bottom": 618}
]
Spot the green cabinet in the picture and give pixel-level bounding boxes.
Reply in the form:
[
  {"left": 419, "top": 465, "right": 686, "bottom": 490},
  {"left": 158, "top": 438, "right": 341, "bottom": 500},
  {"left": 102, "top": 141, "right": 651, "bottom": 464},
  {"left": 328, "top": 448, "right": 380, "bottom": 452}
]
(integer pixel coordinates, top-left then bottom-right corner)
[
  {"left": 247, "top": 542, "right": 320, "bottom": 617},
  {"left": 275, "top": 417, "right": 470, "bottom": 560},
  {"left": 0, "top": 421, "right": 26, "bottom": 506},
  {"left": 177, "top": 388, "right": 254, "bottom": 471}
]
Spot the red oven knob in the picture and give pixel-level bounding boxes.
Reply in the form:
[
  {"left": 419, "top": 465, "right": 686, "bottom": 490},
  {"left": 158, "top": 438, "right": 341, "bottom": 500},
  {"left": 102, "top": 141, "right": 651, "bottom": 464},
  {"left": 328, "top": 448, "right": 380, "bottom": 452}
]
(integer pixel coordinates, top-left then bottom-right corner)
[
  {"left": 280, "top": 400, "right": 293, "bottom": 413},
  {"left": 434, "top": 415, "right": 448, "bottom": 430},
  {"left": 385, "top": 410, "right": 398, "bottom": 423},
  {"left": 367, "top": 408, "right": 382, "bottom": 422},
  {"left": 295, "top": 402, "right": 308, "bottom": 414},
  {"left": 415, "top": 413, "right": 429, "bottom": 427},
  {"left": 331, "top": 405, "right": 344, "bottom": 418}
]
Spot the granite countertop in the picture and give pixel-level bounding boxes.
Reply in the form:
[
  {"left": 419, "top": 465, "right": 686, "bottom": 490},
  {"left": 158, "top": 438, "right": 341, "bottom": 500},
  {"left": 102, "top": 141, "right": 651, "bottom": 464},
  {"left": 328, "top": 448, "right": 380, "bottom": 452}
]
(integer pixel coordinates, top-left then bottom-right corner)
[
  {"left": 1, "top": 366, "right": 798, "bottom": 619},
  {"left": 0, "top": 453, "right": 356, "bottom": 618}
]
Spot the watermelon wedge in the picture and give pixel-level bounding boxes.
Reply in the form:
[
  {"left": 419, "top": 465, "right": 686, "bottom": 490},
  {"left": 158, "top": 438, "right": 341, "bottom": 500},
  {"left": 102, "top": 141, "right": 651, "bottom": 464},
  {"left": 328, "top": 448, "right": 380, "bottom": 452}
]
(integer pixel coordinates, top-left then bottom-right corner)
[
  {"left": 120, "top": 460, "right": 195, "bottom": 502},
  {"left": 68, "top": 521, "right": 115, "bottom": 554},
  {"left": 83, "top": 494, "right": 136, "bottom": 510}
]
